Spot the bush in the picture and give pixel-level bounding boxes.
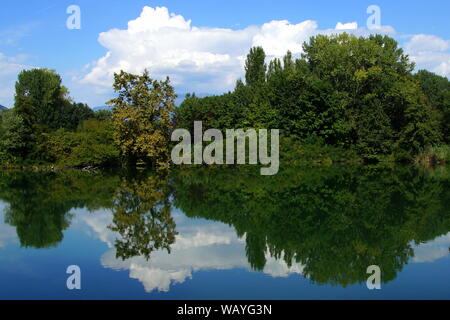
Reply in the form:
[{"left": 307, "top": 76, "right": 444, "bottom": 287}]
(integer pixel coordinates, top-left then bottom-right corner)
[{"left": 37, "top": 119, "right": 119, "bottom": 167}]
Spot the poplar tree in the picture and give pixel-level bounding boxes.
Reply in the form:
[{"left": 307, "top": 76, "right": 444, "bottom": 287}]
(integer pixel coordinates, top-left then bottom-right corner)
[{"left": 245, "top": 46, "right": 267, "bottom": 87}]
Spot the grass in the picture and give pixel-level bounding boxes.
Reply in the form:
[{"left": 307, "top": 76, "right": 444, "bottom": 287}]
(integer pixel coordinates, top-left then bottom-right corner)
[{"left": 415, "top": 145, "right": 450, "bottom": 166}]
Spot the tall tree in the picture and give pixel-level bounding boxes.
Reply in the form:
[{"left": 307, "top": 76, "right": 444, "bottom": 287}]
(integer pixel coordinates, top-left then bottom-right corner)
[
  {"left": 14, "top": 68, "right": 66, "bottom": 131},
  {"left": 244, "top": 46, "right": 267, "bottom": 87},
  {"left": 108, "top": 70, "right": 176, "bottom": 168}
]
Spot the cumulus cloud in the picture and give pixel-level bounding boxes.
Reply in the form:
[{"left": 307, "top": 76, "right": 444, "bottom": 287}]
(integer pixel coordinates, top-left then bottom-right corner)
[
  {"left": 405, "top": 34, "right": 450, "bottom": 53},
  {"left": 404, "top": 34, "right": 450, "bottom": 78},
  {"left": 335, "top": 22, "right": 358, "bottom": 30},
  {"left": 251, "top": 19, "right": 318, "bottom": 57},
  {"left": 0, "top": 53, "right": 31, "bottom": 107},
  {"left": 78, "top": 6, "right": 258, "bottom": 95},
  {"left": 2, "top": 5, "right": 447, "bottom": 108},
  {"left": 77, "top": 6, "right": 396, "bottom": 103}
]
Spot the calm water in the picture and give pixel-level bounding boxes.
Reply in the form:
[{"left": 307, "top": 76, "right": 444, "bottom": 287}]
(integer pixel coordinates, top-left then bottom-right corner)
[{"left": 1, "top": 165, "right": 450, "bottom": 300}]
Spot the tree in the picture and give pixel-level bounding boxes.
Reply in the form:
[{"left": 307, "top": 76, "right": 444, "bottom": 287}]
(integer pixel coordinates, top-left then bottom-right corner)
[
  {"left": 59, "top": 102, "right": 95, "bottom": 130},
  {"left": 0, "top": 109, "right": 32, "bottom": 162},
  {"left": 38, "top": 119, "right": 119, "bottom": 167},
  {"left": 94, "top": 109, "right": 113, "bottom": 121},
  {"left": 244, "top": 46, "right": 267, "bottom": 87},
  {"left": 67, "top": 119, "right": 119, "bottom": 167},
  {"left": 108, "top": 70, "right": 176, "bottom": 168},
  {"left": 14, "top": 68, "right": 66, "bottom": 131},
  {"left": 415, "top": 70, "right": 450, "bottom": 144}
]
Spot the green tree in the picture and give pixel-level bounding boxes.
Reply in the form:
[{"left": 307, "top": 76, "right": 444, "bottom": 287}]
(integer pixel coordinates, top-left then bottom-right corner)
[
  {"left": 14, "top": 69, "right": 66, "bottom": 131},
  {"left": 94, "top": 109, "right": 113, "bottom": 121},
  {"left": 415, "top": 70, "right": 450, "bottom": 144},
  {"left": 38, "top": 119, "right": 119, "bottom": 167},
  {"left": 108, "top": 70, "right": 176, "bottom": 168},
  {"left": 0, "top": 109, "right": 32, "bottom": 162},
  {"left": 245, "top": 46, "right": 267, "bottom": 87},
  {"left": 59, "top": 102, "right": 95, "bottom": 130}
]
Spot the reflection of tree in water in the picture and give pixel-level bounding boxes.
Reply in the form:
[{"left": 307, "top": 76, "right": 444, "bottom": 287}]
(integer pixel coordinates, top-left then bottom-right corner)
[
  {"left": 2, "top": 165, "right": 449, "bottom": 287},
  {"left": 0, "top": 169, "right": 177, "bottom": 259},
  {"left": 109, "top": 172, "right": 177, "bottom": 261},
  {"left": 3, "top": 198, "right": 72, "bottom": 249},
  {"left": 173, "top": 165, "right": 450, "bottom": 287},
  {"left": 0, "top": 170, "right": 118, "bottom": 248}
]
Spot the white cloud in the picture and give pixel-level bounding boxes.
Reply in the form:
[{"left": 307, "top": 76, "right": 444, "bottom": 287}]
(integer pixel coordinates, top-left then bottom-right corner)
[
  {"left": 0, "top": 53, "right": 31, "bottom": 107},
  {"left": 252, "top": 19, "right": 318, "bottom": 57},
  {"left": 78, "top": 6, "right": 258, "bottom": 96},
  {"left": 404, "top": 34, "right": 450, "bottom": 78},
  {"left": 335, "top": 22, "right": 358, "bottom": 30},
  {"left": 78, "top": 6, "right": 393, "bottom": 103},
  {"left": 405, "top": 34, "right": 450, "bottom": 54},
  {"left": 412, "top": 232, "right": 450, "bottom": 263},
  {"left": 1, "top": 4, "right": 441, "bottom": 108}
]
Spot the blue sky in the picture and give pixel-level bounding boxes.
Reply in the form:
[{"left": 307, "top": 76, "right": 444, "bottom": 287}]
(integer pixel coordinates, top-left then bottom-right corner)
[{"left": 1, "top": 0, "right": 449, "bottom": 107}]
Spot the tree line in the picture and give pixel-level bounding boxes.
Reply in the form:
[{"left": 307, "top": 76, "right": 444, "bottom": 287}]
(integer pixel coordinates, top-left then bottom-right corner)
[
  {"left": 176, "top": 33, "right": 450, "bottom": 163},
  {"left": 1, "top": 33, "right": 449, "bottom": 168}
]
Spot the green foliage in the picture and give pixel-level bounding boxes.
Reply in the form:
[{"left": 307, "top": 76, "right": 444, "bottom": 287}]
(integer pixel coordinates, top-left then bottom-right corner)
[
  {"left": 14, "top": 69, "right": 66, "bottom": 131},
  {"left": 38, "top": 119, "right": 119, "bottom": 167},
  {"left": 2, "top": 35, "right": 450, "bottom": 167},
  {"left": 108, "top": 70, "right": 176, "bottom": 168},
  {"left": 415, "top": 70, "right": 450, "bottom": 144},
  {"left": 279, "top": 135, "right": 359, "bottom": 164},
  {"left": 59, "top": 102, "right": 95, "bottom": 130},
  {"left": 2, "top": 68, "right": 97, "bottom": 164},
  {"left": 415, "top": 144, "right": 450, "bottom": 166},
  {"left": 94, "top": 109, "right": 113, "bottom": 121},
  {"left": 0, "top": 109, "right": 32, "bottom": 163},
  {"left": 176, "top": 34, "right": 444, "bottom": 161},
  {"left": 244, "top": 46, "right": 267, "bottom": 87},
  {"left": 175, "top": 92, "right": 243, "bottom": 131},
  {"left": 65, "top": 119, "right": 119, "bottom": 167}
]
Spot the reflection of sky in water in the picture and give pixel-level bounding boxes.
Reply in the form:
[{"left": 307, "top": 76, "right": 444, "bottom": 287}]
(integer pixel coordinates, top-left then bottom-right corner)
[
  {"left": 0, "top": 201, "right": 18, "bottom": 248},
  {"left": 412, "top": 234, "right": 450, "bottom": 263},
  {"left": 73, "top": 207, "right": 306, "bottom": 293},
  {"left": 1, "top": 201, "right": 450, "bottom": 299}
]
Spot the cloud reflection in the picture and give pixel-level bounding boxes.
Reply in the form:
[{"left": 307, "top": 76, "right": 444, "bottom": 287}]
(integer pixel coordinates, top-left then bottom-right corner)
[{"left": 77, "top": 210, "right": 305, "bottom": 292}]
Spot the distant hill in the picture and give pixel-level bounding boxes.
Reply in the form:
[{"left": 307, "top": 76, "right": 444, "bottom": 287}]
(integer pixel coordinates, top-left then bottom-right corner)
[
  {"left": 0, "top": 105, "right": 8, "bottom": 112},
  {"left": 93, "top": 106, "right": 111, "bottom": 111},
  {"left": 92, "top": 93, "right": 212, "bottom": 110}
]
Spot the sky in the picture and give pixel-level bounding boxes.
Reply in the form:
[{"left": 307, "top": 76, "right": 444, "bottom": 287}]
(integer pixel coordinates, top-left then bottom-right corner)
[{"left": 0, "top": 0, "right": 449, "bottom": 108}]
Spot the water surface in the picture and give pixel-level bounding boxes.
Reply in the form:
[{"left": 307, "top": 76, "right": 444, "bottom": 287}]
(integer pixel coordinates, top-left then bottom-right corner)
[{"left": 0, "top": 165, "right": 449, "bottom": 299}]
